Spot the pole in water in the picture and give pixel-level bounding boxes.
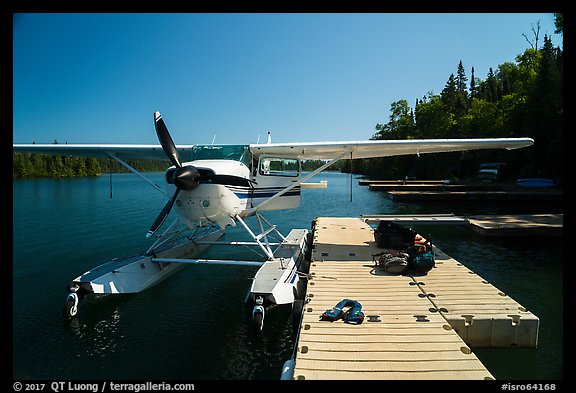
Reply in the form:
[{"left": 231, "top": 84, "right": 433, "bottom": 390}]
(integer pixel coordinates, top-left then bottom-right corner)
[
  {"left": 109, "top": 156, "right": 113, "bottom": 198},
  {"left": 349, "top": 151, "right": 353, "bottom": 202}
]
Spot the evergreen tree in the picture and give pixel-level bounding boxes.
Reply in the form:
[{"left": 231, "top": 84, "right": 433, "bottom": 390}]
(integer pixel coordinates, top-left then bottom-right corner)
[
  {"left": 86, "top": 157, "right": 102, "bottom": 176},
  {"left": 454, "top": 61, "right": 469, "bottom": 120},
  {"left": 485, "top": 68, "right": 501, "bottom": 102},
  {"left": 456, "top": 60, "right": 468, "bottom": 92},
  {"left": 441, "top": 73, "right": 457, "bottom": 113},
  {"left": 554, "top": 13, "right": 563, "bottom": 35},
  {"left": 470, "top": 66, "right": 477, "bottom": 99},
  {"left": 530, "top": 34, "right": 563, "bottom": 177}
]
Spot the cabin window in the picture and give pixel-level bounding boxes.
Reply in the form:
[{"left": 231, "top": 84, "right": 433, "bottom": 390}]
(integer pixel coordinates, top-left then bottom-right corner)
[{"left": 259, "top": 157, "right": 300, "bottom": 177}]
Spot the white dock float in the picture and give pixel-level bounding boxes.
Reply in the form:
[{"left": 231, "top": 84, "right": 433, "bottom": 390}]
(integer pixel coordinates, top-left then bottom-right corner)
[
  {"left": 292, "top": 217, "right": 539, "bottom": 380},
  {"left": 414, "top": 247, "right": 539, "bottom": 347},
  {"left": 466, "top": 214, "right": 563, "bottom": 236},
  {"left": 361, "top": 213, "right": 468, "bottom": 226},
  {"left": 361, "top": 213, "right": 563, "bottom": 236}
]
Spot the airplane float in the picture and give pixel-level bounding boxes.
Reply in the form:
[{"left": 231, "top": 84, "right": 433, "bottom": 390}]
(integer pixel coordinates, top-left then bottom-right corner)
[{"left": 13, "top": 111, "right": 534, "bottom": 331}]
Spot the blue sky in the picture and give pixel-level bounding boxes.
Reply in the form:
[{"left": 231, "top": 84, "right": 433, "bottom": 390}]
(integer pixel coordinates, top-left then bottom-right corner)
[{"left": 13, "top": 13, "right": 561, "bottom": 146}]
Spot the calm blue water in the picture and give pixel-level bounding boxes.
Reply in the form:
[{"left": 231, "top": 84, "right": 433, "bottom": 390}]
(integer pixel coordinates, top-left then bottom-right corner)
[{"left": 13, "top": 172, "right": 562, "bottom": 380}]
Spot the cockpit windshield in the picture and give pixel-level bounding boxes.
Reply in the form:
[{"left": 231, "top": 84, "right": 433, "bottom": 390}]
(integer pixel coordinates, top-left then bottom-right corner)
[{"left": 190, "top": 145, "right": 251, "bottom": 167}]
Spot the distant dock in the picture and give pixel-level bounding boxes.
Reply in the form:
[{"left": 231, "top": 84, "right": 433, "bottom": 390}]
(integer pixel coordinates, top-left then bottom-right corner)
[
  {"left": 360, "top": 179, "right": 562, "bottom": 202},
  {"left": 361, "top": 213, "right": 563, "bottom": 237},
  {"left": 466, "top": 214, "right": 563, "bottom": 236},
  {"left": 358, "top": 179, "right": 449, "bottom": 186},
  {"left": 289, "top": 217, "right": 539, "bottom": 380},
  {"left": 385, "top": 189, "right": 562, "bottom": 201}
]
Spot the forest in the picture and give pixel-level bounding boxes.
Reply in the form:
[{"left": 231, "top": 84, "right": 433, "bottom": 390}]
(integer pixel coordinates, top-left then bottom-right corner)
[
  {"left": 341, "top": 16, "right": 563, "bottom": 183},
  {"left": 12, "top": 153, "right": 169, "bottom": 179},
  {"left": 13, "top": 16, "right": 562, "bottom": 183}
]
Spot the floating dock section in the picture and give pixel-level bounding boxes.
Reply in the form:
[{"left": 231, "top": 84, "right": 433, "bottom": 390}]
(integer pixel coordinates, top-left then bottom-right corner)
[
  {"left": 361, "top": 214, "right": 563, "bottom": 236},
  {"left": 358, "top": 179, "right": 562, "bottom": 202},
  {"left": 291, "top": 217, "right": 539, "bottom": 380},
  {"left": 466, "top": 214, "right": 563, "bottom": 236},
  {"left": 385, "top": 189, "right": 562, "bottom": 201}
]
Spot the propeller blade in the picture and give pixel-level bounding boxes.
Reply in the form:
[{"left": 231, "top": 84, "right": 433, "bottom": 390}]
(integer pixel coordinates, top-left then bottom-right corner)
[
  {"left": 146, "top": 189, "right": 181, "bottom": 238},
  {"left": 154, "top": 111, "right": 181, "bottom": 168}
]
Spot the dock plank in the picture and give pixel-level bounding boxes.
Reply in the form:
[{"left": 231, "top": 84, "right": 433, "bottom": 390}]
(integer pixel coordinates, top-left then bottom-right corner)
[{"left": 293, "top": 369, "right": 494, "bottom": 380}]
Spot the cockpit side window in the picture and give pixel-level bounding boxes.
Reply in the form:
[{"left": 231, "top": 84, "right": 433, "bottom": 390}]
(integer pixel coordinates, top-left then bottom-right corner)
[{"left": 258, "top": 157, "right": 300, "bottom": 177}]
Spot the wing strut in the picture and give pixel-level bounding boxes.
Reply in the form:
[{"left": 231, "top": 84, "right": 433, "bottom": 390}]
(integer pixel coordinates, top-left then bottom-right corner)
[
  {"left": 106, "top": 152, "right": 168, "bottom": 197},
  {"left": 235, "top": 214, "right": 276, "bottom": 260}
]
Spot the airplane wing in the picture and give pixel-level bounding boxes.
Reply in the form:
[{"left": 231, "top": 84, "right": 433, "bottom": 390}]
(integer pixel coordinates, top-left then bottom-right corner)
[
  {"left": 11, "top": 144, "right": 195, "bottom": 161},
  {"left": 249, "top": 138, "right": 534, "bottom": 160},
  {"left": 13, "top": 137, "right": 534, "bottom": 161}
]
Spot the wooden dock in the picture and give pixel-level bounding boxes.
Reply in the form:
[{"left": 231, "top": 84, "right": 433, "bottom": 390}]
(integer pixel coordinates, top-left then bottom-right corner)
[
  {"left": 358, "top": 179, "right": 449, "bottom": 186},
  {"left": 291, "top": 217, "right": 539, "bottom": 380},
  {"left": 368, "top": 184, "right": 500, "bottom": 192},
  {"left": 466, "top": 214, "right": 563, "bottom": 236},
  {"left": 385, "top": 189, "right": 562, "bottom": 201},
  {"left": 361, "top": 213, "right": 562, "bottom": 236},
  {"left": 361, "top": 213, "right": 469, "bottom": 226},
  {"left": 359, "top": 179, "right": 562, "bottom": 201}
]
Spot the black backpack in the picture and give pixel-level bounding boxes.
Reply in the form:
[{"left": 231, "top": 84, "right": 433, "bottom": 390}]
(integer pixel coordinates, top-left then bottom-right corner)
[{"left": 374, "top": 221, "right": 416, "bottom": 249}]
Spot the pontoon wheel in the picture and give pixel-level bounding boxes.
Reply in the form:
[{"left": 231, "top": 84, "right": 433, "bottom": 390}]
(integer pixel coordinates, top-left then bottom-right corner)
[{"left": 63, "top": 293, "right": 79, "bottom": 320}]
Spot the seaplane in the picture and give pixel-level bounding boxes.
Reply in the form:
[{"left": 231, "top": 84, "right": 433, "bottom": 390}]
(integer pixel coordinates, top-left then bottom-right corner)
[{"left": 13, "top": 111, "right": 534, "bottom": 331}]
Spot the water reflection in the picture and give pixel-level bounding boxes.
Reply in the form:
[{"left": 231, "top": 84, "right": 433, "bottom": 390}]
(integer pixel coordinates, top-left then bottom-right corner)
[{"left": 65, "top": 302, "right": 124, "bottom": 359}]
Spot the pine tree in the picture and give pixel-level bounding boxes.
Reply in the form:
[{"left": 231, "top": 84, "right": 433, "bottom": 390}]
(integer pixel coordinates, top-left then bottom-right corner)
[
  {"left": 85, "top": 157, "right": 102, "bottom": 176},
  {"left": 456, "top": 61, "right": 468, "bottom": 92},
  {"left": 470, "top": 66, "right": 477, "bottom": 99},
  {"left": 454, "top": 61, "right": 469, "bottom": 120},
  {"left": 441, "top": 73, "right": 457, "bottom": 112},
  {"left": 485, "top": 68, "right": 501, "bottom": 102}
]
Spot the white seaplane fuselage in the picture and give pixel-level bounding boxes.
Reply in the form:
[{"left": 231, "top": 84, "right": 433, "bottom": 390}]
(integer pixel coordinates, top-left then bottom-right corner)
[{"left": 69, "top": 147, "right": 310, "bottom": 318}]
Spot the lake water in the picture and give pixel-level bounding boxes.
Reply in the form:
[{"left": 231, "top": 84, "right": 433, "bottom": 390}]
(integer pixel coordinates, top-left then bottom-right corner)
[{"left": 12, "top": 171, "right": 563, "bottom": 380}]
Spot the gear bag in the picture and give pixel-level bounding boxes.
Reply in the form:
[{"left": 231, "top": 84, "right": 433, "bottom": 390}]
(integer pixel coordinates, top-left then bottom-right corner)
[
  {"left": 374, "top": 221, "right": 416, "bottom": 249},
  {"left": 372, "top": 249, "right": 409, "bottom": 274},
  {"left": 407, "top": 235, "right": 435, "bottom": 274}
]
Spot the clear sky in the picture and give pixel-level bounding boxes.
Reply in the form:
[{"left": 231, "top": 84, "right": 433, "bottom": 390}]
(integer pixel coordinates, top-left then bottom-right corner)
[{"left": 13, "top": 13, "right": 561, "bottom": 146}]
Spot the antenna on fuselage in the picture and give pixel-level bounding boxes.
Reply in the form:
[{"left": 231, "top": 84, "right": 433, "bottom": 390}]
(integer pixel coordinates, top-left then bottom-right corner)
[
  {"left": 267, "top": 131, "right": 271, "bottom": 144},
  {"left": 211, "top": 135, "right": 216, "bottom": 145}
]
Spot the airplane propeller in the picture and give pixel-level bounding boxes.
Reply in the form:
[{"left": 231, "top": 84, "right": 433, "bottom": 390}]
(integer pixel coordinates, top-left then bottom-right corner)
[{"left": 146, "top": 111, "right": 201, "bottom": 238}]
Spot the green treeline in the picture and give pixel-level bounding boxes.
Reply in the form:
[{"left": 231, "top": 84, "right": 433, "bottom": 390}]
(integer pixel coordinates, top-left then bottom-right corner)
[
  {"left": 342, "top": 19, "right": 563, "bottom": 182},
  {"left": 12, "top": 153, "right": 328, "bottom": 179},
  {"left": 12, "top": 153, "right": 169, "bottom": 179}
]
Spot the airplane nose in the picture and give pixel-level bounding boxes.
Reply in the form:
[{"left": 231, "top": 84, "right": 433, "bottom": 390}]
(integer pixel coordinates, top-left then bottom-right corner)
[{"left": 172, "top": 166, "right": 200, "bottom": 191}]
